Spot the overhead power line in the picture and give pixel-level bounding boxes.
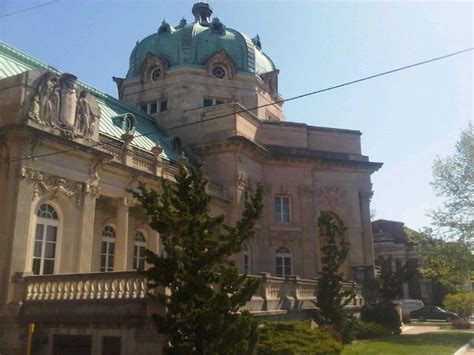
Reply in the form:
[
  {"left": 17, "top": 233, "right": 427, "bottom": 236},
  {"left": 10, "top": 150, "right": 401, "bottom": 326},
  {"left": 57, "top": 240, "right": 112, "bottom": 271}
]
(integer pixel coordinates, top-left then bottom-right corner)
[
  {"left": 0, "top": 1, "right": 58, "bottom": 19},
  {"left": 0, "top": 47, "right": 472, "bottom": 166}
]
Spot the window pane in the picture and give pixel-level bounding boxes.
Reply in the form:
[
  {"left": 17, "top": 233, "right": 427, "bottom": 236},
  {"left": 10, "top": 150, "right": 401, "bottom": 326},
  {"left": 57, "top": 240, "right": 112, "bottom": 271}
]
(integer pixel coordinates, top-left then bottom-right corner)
[
  {"left": 101, "top": 241, "right": 107, "bottom": 254},
  {"left": 34, "top": 241, "right": 42, "bottom": 257},
  {"left": 109, "top": 243, "right": 115, "bottom": 254},
  {"left": 276, "top": 265, "right": 283, "bottom": 277},
  {"left": 108, "top": 256, "right": 114, "bottom": 269},
  {"left": 203, "top": 99, "right": 213, "bottom": 107},
  {"left": 276, "top": 257, "right": 282, "bottom": 266},
  {"left": 43, "top": 260, "right": 54, "bottom": 274},
  {"left": 140, "top": 105, "right": 147, "bottom": 113},
  {"left": 138, "top": 259, "right": 145, "bottom": 270},
  {"left": 215, "top": 100, "right": 224, "bottom": 105},
  {"left": 101, "top": 255, "right": 106, "bottom": 269},
  {"left": 35, "top": 224, "right": 44, "bottom": 241},
  {"left": 32, "top": 259, "right": 41, "bottom": 275},
  {"left": 46, "top": 226, "right": 57, "bottom": 241},
  {"left": 150, "top": 102, "right": 157, "bottom": 114},
  {"left": 160, "top": 100, "right": 168, "bottom": 112},
  {"left": 44, "top": 242, "right": 56, "bottom": 259}
]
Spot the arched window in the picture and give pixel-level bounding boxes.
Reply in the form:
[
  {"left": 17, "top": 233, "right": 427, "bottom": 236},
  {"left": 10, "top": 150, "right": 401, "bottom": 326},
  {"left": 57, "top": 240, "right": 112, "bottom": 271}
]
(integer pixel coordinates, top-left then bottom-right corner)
[
  {"left": 33, "top": 203, "right": 59, "bottom": 275},
  {"left": 275, "top": 246, "right": 292, "bottom": 278},
  {"left": 243, "top": 244, "right": 250, "bottom": 274},
  {"left": 100, "top": 225, "right": 115, "bottom": 272},
  {"left": 133, "top": 231, "right": 147, "bottom": 270}
]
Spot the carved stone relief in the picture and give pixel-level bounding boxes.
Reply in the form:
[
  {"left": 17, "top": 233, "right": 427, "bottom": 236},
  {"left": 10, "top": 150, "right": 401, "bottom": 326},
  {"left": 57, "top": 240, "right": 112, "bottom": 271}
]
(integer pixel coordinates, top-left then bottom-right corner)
[
  {"left": 297, "top": 184, "right": 313, "bottom": 199},
  {"left": 26, "top": 72, "right": 100, "bottom": 140},
  {"left": 21, "top": 166, "right": 84, "bottom": 205},
  {"left": 316, "top": 186, "right": 346, "bottom": 209},
  {"left": 204, "top": 49, "right": 236, "bottom": 79}
]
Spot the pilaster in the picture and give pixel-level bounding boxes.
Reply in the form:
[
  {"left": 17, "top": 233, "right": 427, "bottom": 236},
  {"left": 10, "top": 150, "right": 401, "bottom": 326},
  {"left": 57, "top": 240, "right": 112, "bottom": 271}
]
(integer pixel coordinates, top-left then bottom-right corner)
[
  {"left": 359, "top": 190, "right": 375, "bottom": 277},
  {"left": 78, "top": 192, "right": 98, "bottom": 272},
  {"left": 115, "top": 197, "right": 134, "bottom": 270},
  {"left": 8, "top": 168, "right": 36, "bottom": 303}
]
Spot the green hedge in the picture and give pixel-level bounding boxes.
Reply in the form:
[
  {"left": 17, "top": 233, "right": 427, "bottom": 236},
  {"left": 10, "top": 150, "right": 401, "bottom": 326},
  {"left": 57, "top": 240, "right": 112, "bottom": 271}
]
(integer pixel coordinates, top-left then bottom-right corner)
[
  {"left": 360, "top": 302, "right": 402, "bottom": 335},
  {"left": 353, "top": 320, "right": 392, "bottom": 339},
  {"left": 257, "top": 321, "right": 343, "bottom": 354}
]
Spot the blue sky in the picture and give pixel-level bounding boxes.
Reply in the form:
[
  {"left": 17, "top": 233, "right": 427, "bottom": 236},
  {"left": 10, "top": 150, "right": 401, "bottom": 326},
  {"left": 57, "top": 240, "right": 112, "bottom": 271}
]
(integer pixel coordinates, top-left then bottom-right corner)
[{"left": 1, "top": 0, "right": 472, "bottom": 230}]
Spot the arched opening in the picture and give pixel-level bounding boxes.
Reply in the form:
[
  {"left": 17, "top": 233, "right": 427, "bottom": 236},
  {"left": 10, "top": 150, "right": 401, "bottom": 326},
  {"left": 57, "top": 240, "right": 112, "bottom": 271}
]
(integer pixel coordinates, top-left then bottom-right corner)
[
  {"left": 33, "top": 203, "right": 60, "bottom": 275},
  {"left": 133, "top": 231, "right": 147, "bottom": 270},
  {"left": 100, "top": 225, "right": 116, "bottom": 272}
]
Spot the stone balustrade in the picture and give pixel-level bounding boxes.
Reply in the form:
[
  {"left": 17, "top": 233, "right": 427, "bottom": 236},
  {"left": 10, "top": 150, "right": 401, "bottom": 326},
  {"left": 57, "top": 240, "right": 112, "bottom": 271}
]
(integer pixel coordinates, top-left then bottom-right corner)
[
  {"left": 21, "top": 272, "right": 364, "bottom": 314},
  {"left": 24, "top": 271, "right": 147, "bottom": 302}
]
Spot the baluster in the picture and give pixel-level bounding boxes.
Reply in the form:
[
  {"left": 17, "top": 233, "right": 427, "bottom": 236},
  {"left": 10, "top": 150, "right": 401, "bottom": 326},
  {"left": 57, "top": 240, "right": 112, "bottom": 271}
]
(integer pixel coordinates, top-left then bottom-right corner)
[
  {"left": 97, "top": 279, "right": 103, "bottom": 299},
  {"left": 76, "top": 281, "right": 83, "bottom": 300},
  {"left": 70, "top": 281, "right": 76, "bottom": 300},
  {"left": 83, "top": 280, "right": 90, "bottom": 299},
  {"left": 38, "top": 282, "right": 45, "bottom": 300},
  {"left": 63, "top": 282, "right": 70, "bottom": 300},
  {"left": 57, "top": 282, "right": 64, "bottom": 300},
  {"left": 51, "top": 282, "right": 57, "bottom": 300}
]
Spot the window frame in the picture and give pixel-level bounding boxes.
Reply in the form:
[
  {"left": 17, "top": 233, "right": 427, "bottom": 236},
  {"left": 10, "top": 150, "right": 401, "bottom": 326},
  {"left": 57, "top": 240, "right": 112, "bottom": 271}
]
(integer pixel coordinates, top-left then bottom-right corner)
[
  {"left": 32, "top": 203, "right": 60, "bottom": 275},
  {"left": 137, "top": 98, "right": 168, "bottom": 115},
  {"left": 100, "top": 225, "right": 116, "bottom": 272},
  {"left": 133, "top": 231, "right": 147, "bottom": 270},
  {"left": 275, "top": 246, "right": 292, "bottom": 278},
  {"left": 203, "top": 97, "right": 228, "bottom": 108},
  {"left": 274, "top": 195, "right": 291, "bottom": 224}
]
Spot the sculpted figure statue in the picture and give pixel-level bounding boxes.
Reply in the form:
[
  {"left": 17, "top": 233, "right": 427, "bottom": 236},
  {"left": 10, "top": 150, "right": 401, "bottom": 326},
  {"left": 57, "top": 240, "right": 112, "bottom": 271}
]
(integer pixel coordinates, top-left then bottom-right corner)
[
  {"left": 27, "top": 94, "right": 42, "bottom": 123},
  {"left": 38, "top": 72, "right": 60, "bottom": 126},
  {"left": 58, "top": 73, "right": 78, "bottom": 129},
  {"left": 75, "top": 90, "right": 95, "bottom": 138}
]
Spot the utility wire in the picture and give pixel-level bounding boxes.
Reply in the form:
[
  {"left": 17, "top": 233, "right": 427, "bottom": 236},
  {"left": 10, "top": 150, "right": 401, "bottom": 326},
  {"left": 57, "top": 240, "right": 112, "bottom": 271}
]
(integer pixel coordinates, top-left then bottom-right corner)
[
  {"left": 1, "top": 47, "right": 472, "bottom": 166},
  {"left": 0, "top": 1, "right": 58, "bottom": 19}
]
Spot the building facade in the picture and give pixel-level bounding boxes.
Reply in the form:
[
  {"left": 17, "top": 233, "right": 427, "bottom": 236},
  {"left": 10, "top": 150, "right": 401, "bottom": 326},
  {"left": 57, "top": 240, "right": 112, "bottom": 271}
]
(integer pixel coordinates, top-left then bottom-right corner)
[
  {"left": 0, "top": 3, "right": 381, "bottom": 354},
  {"left": 372, "top": 219, "right": 441, "bottom": 305}
]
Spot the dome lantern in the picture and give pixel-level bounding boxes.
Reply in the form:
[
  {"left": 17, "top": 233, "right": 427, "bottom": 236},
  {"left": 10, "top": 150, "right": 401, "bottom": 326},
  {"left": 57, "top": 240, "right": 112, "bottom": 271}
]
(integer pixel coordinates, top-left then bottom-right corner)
[{"left": 192, "top": 2, "right": 213, "bottom": 25}]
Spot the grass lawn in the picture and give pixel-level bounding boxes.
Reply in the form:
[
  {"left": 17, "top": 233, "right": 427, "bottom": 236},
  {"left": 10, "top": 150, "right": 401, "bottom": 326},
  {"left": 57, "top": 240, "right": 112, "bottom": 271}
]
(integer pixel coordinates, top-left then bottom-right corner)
[{"left": 342, "top": 332, "right": 472, "bottom": 355}]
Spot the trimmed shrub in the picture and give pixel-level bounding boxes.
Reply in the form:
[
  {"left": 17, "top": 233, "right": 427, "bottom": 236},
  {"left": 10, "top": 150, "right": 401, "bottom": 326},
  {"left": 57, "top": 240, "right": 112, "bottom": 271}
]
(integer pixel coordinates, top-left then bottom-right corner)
[
  {"left": 452, "top": 319, "right": 472, "bottom": 329},
  {"left": 257, "top": 321, "right": 343, "bottom": 354},
  {"left": 444, "top": 293, "right": 474, "bottom": 319},
  {"left": 353, "top": 320, "right": 392, "bottom": 339},
  {"left": 360, "top": 302, "right": 402, "bottom": 335}
]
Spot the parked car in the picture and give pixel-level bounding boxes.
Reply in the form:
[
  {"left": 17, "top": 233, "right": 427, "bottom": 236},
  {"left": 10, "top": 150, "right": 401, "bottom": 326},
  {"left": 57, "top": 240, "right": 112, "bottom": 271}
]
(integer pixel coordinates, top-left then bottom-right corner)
[
  {"left": 393, "top": 299, "right": 424, "bottom": 319},
  {"left": 410, "top": 306, "right": 459, "bottom": 321}
]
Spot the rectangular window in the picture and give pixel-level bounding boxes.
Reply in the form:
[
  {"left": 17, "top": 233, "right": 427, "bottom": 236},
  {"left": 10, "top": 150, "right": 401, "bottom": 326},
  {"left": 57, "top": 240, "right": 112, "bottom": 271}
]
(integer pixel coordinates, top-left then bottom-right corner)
[
  {"left": 274, "top": 196, "right": 290, "bottom": 224},
  {"left": 203, "top": 98, "right": 213, "bottom": 107},
  {"left": 150, "top": 102, "right": 158, "bottom": 114},
  {"left": 160, "top": 100, "right": 168, "bottom": 112},
  {"left": 140, "top": 104, "right": 147, "bottom": 113}
]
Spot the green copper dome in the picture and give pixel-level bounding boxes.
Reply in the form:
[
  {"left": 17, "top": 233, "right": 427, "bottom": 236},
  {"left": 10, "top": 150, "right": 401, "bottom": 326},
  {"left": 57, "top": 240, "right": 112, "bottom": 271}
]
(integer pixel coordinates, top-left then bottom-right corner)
[{"left": 126, "top": 3, "right": 276, "bottom": 79}]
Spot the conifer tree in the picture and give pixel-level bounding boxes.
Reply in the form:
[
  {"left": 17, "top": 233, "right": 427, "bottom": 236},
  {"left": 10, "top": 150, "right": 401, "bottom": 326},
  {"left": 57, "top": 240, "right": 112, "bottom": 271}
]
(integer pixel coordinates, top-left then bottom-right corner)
[
  {"left": 314, "top": 211, "right": 355, "bottom": 344},
  {"left": 133, "top": 165, "right": 263, "bottom": 354}
]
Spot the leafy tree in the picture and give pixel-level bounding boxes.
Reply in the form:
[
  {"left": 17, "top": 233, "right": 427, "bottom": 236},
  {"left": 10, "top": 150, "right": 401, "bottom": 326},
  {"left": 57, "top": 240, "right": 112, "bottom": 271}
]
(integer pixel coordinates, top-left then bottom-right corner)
[
  {"left": 431, "top": 122, "right": 473, "bottom": 241},
  {"left": 314, "top": 211, "right": 355, "bottom": 344},
  {"left": 133, "top": 165, "right": 263, "bottom": 354},
  {"left": 378, "top": 255, "right": 412, "bottom": 301},
  {"left": 444, "top": 293, "right": 474, "bottom": 319},
  {"left": 407, "top": 229, "right": 474, "bottom": 294}
]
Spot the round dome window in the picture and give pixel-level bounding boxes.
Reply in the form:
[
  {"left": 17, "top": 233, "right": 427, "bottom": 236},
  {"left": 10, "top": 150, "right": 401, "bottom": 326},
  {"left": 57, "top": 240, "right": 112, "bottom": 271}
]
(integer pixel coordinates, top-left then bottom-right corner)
[
  {"left": 150, "top": 68, "right": 162, "bottom": 81},
  {"left": 212, "top": 66, "right": 226, "bottom": 79}
]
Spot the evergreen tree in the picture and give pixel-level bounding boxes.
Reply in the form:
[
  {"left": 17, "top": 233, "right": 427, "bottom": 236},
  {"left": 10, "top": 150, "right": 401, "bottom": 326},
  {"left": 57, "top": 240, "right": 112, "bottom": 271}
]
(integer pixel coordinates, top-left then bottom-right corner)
[
  {"left": 378, "top": 255, "right": 412, "bottom": 301},
  {"left": 314, "top": 211, "right": 355, "bottom": 344},
  {"left": 133, "top": 165, "right": 263, "bottom": 354}
]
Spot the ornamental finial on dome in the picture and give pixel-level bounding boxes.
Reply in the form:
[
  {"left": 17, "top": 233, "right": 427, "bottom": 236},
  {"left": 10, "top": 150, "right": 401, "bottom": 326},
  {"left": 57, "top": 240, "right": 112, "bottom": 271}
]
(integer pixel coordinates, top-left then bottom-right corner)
[
  {"left": 252, "top": 35, "right": 262, "bottom": 50},
  {"left": 158, "top": 20, "right": 173, "bottom": 35},
  {"left": 192, "top": 2, "right": 213, "bottom": 25}
]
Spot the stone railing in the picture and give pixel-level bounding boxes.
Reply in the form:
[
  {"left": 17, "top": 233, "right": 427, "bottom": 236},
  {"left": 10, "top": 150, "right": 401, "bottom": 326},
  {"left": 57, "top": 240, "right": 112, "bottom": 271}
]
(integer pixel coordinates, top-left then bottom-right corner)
[
  {"left": 20, "top": 272, "right": 364, "bottom": 314},
  {"left": 244, "top": 273, "right": 364, "bottom": 312},
  {"left": 23, "top": 271, "right": 147, "bottom": 302}
]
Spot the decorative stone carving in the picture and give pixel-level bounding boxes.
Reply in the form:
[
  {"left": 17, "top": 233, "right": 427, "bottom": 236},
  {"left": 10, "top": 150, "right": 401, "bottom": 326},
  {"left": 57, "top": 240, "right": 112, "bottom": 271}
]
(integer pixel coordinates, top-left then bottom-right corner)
[
  {"left": 236, "top": 171, "right": 249, "bottom": 189},
  {"left": 261, "top": 70, "right": 279, "bottom": 98},
  {"left": 252, "top": 35, "right": 262, "bottom": 50},
  {"left": 210, "top": 17, "right": 226, "bottom": 35},
  {"left": 204, "top": 49, "right": 236, "bottom": 79},
  {"left": 158, "top": 20, "right": 173, "bottom": 36},
  {"left": 26, "top": 72, "right": 100, "bottom": 140},
  {"left": 297, "top": 184, "right": 313, "bottom": 198},
  {"left": 140, "top": 53, "right": 169, "bottom": 83},
  {"left": 21, "top": 165, "right": 84, "bottom": 204},
  {"left": 317, "top": 186, "right": 346, "bottom": 208}
]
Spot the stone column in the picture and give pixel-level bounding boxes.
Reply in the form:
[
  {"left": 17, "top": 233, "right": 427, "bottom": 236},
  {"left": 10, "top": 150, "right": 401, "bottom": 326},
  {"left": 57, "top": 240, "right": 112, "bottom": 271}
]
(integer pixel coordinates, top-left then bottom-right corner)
[
  {"left": 115, "top": 197, "right": 133, "bottom": 271},
  {"left": 78, "top": 190, "right": 97, "bottom": 273},
  {"left": 7, "top": 167, "right": 36, "bottom": 303},
  {"left": 359, "top": 190, "right": 375, "bottom": 279}
]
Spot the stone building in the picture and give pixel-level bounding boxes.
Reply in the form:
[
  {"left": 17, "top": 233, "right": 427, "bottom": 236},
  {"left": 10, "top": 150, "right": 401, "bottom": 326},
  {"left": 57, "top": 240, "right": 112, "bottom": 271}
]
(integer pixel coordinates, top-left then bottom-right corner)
[
  {"left": 0, "top": 3, "right": 381, "bottom": 354},
  {"left": 372, "top": 219, "right": 441, "bottom": 305}
]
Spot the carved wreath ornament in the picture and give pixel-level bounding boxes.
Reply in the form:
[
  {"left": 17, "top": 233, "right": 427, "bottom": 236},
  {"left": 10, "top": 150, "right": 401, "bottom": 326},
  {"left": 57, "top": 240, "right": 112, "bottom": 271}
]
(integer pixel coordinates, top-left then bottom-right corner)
[
  {"left": 21, "top": 166, "right": 84, "bottom": 205},
  {"left": 26, "top": 72, "right": 100, "bottom": 140}
]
